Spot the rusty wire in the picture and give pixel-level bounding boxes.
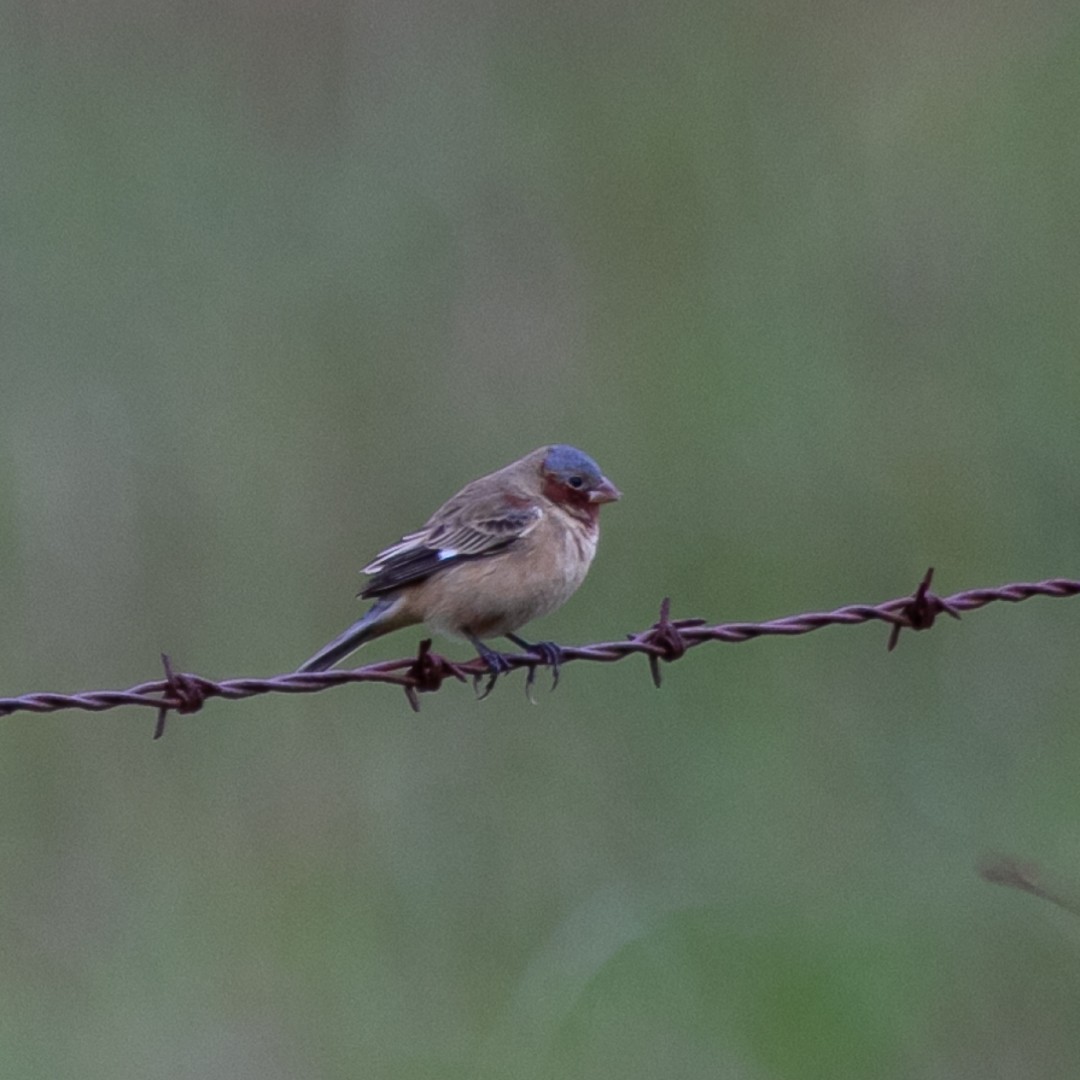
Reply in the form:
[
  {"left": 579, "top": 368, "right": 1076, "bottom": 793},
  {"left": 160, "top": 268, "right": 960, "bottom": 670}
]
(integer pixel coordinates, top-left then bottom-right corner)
[{"left": 2, "top": 569, "right": 1078, "bottom": 739}]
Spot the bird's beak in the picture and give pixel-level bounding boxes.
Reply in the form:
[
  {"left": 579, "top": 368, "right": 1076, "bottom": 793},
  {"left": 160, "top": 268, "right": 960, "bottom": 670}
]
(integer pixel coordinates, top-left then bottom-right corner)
[{"left": 589, "top": 477, "right": 622, "bottom": 504}]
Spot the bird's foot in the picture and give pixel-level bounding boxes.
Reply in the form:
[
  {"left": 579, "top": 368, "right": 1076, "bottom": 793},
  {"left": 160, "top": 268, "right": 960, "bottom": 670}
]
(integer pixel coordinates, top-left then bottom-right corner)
[
  {"left": 471, "top": 639, "right": 513, "bottom": 700},
  {"left": 507, "top": 634, "right": 562, "bottom": 702}
]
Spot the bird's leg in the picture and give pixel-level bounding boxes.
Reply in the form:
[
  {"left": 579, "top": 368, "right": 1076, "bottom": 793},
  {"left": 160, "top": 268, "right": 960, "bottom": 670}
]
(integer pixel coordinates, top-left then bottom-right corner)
[
  {"left": 506, "top": 633, "right": 562, "bottom": 697},
  {"left": 467, "top": 634, "right": 513, "bottom": 700}
]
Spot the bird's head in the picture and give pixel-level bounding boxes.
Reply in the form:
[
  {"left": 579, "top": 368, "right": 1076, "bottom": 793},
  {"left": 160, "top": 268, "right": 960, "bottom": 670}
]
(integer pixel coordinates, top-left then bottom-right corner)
[{"left": 539, "top": 445, "right": 621, "bottom": 522}]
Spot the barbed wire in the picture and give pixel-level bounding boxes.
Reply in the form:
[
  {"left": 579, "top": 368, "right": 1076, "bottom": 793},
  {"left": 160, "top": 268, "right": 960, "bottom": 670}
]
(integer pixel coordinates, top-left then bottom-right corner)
[{"left": 2, "top": 569, "right": 1078, "bottom": 739}]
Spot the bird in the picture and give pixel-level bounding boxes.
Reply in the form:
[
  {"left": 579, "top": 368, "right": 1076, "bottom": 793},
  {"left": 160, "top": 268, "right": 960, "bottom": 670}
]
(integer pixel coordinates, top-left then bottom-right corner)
[{"left": 297, "top": 445, "right": 621, "bottom": 690}]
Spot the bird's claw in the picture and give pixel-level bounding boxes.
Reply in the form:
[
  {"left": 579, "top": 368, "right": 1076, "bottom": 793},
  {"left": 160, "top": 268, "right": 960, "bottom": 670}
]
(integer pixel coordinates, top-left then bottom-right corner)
[
  {"left": 470, "top": 635, "right": 564, "bottom": 702},
  {"left": 508, "top": 635, "right": 562, "bottom": 702},
  {"left": 472, "top": 643, "right": 512, "bottom": 700},
  {"left": 531, "top": 641, "right": 562, "bottom": 693}
]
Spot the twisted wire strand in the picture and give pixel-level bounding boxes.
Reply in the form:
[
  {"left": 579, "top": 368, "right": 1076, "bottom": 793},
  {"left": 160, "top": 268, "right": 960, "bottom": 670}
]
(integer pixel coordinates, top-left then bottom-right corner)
[{"left": 2, "top": 571, "right": 1077, "bottom": 737}]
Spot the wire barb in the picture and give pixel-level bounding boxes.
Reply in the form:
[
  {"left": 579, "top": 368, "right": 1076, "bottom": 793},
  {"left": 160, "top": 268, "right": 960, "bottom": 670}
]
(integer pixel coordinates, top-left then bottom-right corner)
[
  {"left": 637, "top": 597, "right": 688, "bottom": 688},
  {"left": 887, "top": 567, "right": 963, "bottom": 651},
  {"left": 155, "top": 653, "right": 211, "bottom": 739},
  {"left": 1, "top": 573, "right": 1078, "bottom": 733},
  {"left": 402, "top": 639, "right": 468, "bottom": 712}
]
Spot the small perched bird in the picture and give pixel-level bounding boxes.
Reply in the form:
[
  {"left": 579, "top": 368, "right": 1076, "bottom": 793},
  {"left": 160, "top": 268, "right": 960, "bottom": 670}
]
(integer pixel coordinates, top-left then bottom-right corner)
[{"left": 298, "top": 445, "right": 621, "bottom": 686}]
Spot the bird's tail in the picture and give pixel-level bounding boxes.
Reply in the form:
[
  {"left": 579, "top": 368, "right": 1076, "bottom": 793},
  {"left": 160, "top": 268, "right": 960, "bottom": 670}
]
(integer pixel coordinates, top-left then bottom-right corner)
[{"left": 297, "top": 597, "right": 411, "bottom": 672}]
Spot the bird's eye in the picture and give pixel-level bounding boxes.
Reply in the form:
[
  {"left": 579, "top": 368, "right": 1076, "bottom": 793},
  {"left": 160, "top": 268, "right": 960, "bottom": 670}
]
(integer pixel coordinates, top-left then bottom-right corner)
[{"left": 567, "top": 475, "right": 585, "bottom": 489}]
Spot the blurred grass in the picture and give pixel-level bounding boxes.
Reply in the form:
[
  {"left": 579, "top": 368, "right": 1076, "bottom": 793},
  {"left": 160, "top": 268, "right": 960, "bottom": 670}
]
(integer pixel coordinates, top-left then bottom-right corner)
[{"left": 3, "top": 0, "right": 1080, "bottom": 1076}]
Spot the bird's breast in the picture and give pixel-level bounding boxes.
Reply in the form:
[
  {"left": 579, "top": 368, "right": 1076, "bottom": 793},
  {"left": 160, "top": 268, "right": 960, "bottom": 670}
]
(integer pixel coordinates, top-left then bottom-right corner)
[{"left": 410, "top": 514, "right": 598, "bottom": 640}]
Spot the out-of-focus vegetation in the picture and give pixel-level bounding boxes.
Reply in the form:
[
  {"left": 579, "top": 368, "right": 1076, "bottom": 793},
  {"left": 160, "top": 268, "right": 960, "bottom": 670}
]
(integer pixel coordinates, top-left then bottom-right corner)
[{"left": 4, "top": 1, "right": 1080, "bottom": 1076}]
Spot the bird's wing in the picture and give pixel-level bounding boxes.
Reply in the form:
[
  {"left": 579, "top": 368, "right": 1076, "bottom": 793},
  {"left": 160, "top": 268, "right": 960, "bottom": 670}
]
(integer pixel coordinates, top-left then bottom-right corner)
[{"left": 359, "top": 495, "right": 544, "bottom": 597}]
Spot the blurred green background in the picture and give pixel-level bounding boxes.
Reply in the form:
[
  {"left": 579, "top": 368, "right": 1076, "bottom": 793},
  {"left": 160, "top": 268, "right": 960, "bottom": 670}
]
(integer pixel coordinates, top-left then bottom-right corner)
[{"left": 4, "top": 1, "right": 1080, "bottom": 1076}]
